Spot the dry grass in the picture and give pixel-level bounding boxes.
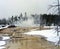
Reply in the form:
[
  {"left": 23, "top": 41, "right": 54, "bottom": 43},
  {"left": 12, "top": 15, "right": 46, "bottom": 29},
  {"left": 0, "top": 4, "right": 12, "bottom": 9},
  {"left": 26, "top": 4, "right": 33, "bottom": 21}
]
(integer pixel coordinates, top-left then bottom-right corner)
[
  {"left": 0, "top": 27, "right": 60, "bottom": 49},
  {"left": 5, "top": 34, "right": 59, "bottom": 49}
]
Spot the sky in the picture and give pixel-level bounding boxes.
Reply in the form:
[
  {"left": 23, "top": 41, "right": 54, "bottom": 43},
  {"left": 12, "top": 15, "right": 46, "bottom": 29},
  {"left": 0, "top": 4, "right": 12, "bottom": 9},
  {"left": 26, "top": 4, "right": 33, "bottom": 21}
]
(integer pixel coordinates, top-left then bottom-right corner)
[{"left": 0, "top": 0, "right": 56, "bottom": 18}]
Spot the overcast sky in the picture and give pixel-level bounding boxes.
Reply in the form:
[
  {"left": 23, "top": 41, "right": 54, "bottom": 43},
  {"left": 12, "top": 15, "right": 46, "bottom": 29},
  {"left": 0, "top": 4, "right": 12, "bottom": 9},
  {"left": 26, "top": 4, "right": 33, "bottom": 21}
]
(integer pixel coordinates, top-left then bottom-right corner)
[{"left": 0, "top": 0, "right": 56, "bottom": 18}]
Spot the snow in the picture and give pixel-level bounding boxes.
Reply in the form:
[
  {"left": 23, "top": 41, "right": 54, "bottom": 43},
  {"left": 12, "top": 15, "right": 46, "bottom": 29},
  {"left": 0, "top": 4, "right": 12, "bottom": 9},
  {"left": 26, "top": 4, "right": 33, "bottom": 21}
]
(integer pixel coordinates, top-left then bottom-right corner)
[
  {"left": 0, "top": 25, "right": 9, "bottom": 30},
  {"left": 44, "top": 26, "right": 57, "bottom": 29},
  {"left": 0, "top": 36, "right": 10, "bottom": 49},
  {"left": 24, "top": 29, "right": 60, "bottom": 45},
  {"left": 0, "top": 46, "right": 6, "bottom": 49},
  {"left": 0, "top": 27, "right": 3, "bottom": 30},
  {"left": 2, "top": 36, "right": 10, "bottom": 40},
  {"left": 0, "top": 41, "right": 6, "bottom": 46}
]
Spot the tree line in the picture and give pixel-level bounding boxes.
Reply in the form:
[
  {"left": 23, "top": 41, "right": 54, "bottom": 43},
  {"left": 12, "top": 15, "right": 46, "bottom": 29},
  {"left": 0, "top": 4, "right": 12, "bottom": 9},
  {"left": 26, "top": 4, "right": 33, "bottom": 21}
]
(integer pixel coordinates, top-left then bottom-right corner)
[
  {"left": 0, "top": 13, "right": 60, "bottom": 26},
  {"left": 0, "top": 13, "right": 28, "bottom": 25},
  {"left": 40, "top": 14, "right": 60, "bottom": 26},
  {"left": 0, "top": 15, "right": 21, "bottom": 25}
]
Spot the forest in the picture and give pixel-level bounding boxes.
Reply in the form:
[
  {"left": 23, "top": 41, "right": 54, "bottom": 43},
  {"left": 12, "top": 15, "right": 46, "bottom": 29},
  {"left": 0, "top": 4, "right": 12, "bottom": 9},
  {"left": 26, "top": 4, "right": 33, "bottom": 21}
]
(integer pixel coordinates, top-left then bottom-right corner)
[
  {"left": 40, "top": 14, "right": 60, "bottom": 26},
  {"left": 0, "top": 13, "right": 60, "bottom": 26}
]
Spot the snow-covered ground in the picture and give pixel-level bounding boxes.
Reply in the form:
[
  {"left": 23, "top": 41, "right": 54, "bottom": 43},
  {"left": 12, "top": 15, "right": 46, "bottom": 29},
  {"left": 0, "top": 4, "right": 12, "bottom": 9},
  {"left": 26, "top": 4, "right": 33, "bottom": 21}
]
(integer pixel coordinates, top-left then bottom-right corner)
[
  {"left": 24, "top": 28, "right": 60, "bottom": 45},
  {"left": 0, "top": 41, "right": 6, "bottom": 46},
  {"left": 0, "top": 46, "right": 6, "bottom": 49},
  {"left": 2, "top": 36, "right": 10, "bottom": 41},
  {"left": 0, "top": 25, "right": 9, "bottom": 30},
  {"left": 0, "top": 36, "right": 10, "bottom": 49}
]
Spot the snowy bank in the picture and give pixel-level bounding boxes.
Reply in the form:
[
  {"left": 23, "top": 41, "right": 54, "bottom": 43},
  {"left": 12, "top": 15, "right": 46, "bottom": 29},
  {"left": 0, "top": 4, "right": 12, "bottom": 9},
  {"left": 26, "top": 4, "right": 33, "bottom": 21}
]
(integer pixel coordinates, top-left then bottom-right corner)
[{"left": 24, "top": 29, "right": 60, "bottom": 45}]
